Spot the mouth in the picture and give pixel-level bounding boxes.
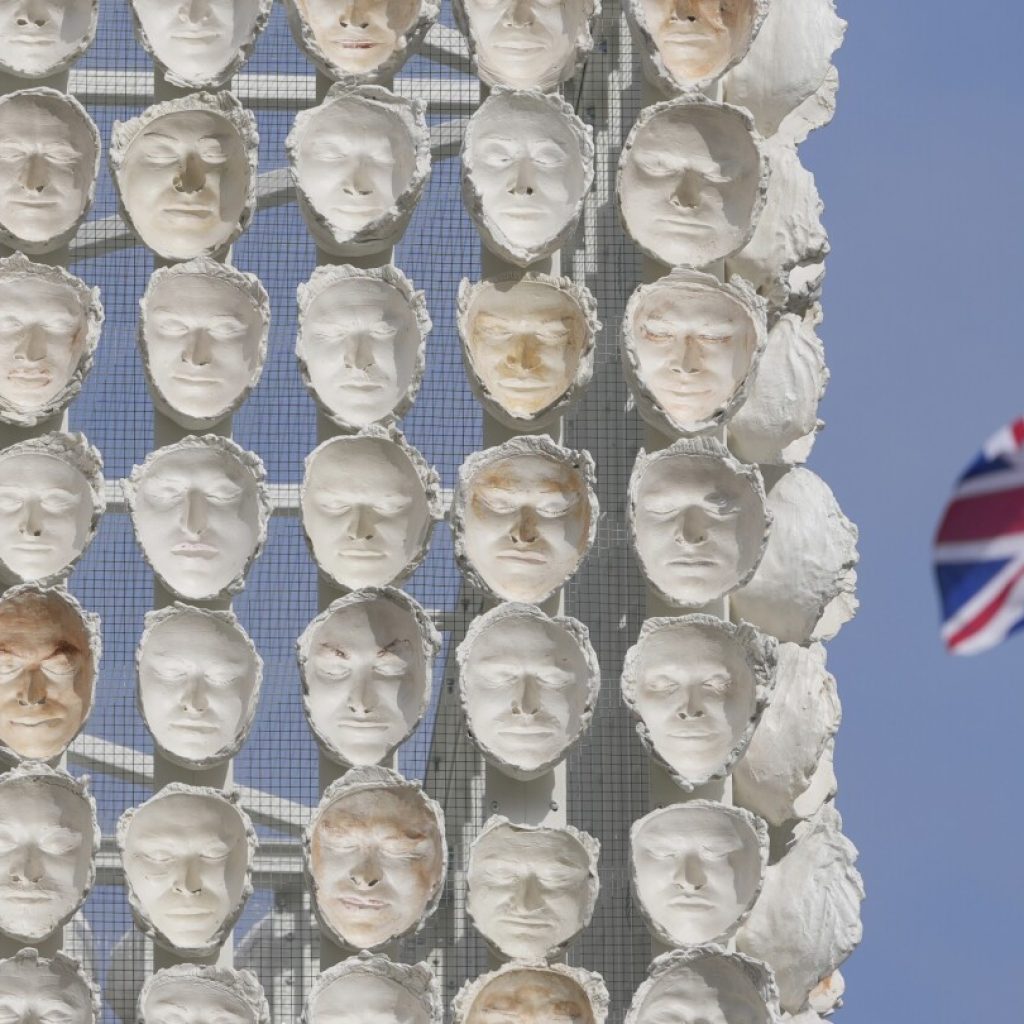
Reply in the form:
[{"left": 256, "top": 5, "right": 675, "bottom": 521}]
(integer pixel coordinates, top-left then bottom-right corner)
[
  {"left": 170, "top": 719, "right": 220, "bottom": 734},
  {"left": 7, "top": 368, "right": 52, "bottom": 387},
  {"left": 498, "top": 378, "right": 549, "bottom": 392},
  {"left": 163, "top": 204, "right": 214, "bottom": 220},
  {"left": 497, "top": 206, "right": 547, "bottom": 221},
  {"left": 666, "top": 726, "right": 715, "bottom": 740},
  {"left": 496, "top": 549, "right": 547, "bottom": 564},
  {"left": 667, "top": 556, "right": 715, "bottom": 567},
  {"left": 171, "top": 28, "right": 222, "bottom": 42},
  {"left": 337, "top": 377, "right": 385, "bottom": 391},
  {"left": 336, "top": 719, "right": 390, "bottom": 731},
  {"left": 11, "top": 541, "right": 54, "bottom": 552},
  {"left": 171, "top": 373, "right": 221, "bottom": 387},
  {"left": 337, "top": 894, "right": 387, "bottom": 911},
  {"left": 493, "top": 39, "right": 546, "bottom": 54},
  {"left": 330, "top": 203, "right": 387, "bottom": 221},
  {"left": 10, "top": 715, "right": 62, "bottom": 729},
  {"left": 171, "top": 542, "right": 218, "bottom": 559},
  {"left": 337, "top": 547, "right": 386, "bottom": 560},
  {"left": 10, "top": 196, "right": 58, "bottom": 208},
  {"left": 668, "top": 893, "right": 714, "bottom": 909},
  {"left": 331, "top": 36, "right": 380, "bottom": 50},
  {"left": 11, "top": 33, "right": 56, "bottom": 45},
  {"left": 502, "top": 723, "right": 555, "bottom": 738},
  {"left": 165, "top": 906, "right": 215, "bottom": 919},
  {"left": 0, "top": 888, "right": 53, "bottom": 903},
  {"left": 504, "top": 915, "right": 553, "bottom": 929}
]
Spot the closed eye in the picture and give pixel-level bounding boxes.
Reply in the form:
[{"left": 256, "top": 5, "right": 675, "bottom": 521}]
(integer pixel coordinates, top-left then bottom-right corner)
[
  {"left": 203, "top": 482, "right": 244, "bottom": 505},
  {"left": 39, "top": 489, "right": 80, "bottom": 514}
]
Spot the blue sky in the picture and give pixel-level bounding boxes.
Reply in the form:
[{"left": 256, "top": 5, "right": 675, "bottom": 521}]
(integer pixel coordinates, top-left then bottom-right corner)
[{"left": 806, "top": 3, "right": 1024, "bottom": 1018}]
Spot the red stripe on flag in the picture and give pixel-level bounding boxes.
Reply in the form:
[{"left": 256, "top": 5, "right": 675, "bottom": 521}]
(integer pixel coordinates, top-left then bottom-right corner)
[
  {"left": 947, "top": 561, "right": 1024, "bottom": 650},
  {"left": 936, "top": 485, "right": 1024, "bottom": 543},
  {"left": 1014, "top": 419, "right": 1024, "bottom": 447}
]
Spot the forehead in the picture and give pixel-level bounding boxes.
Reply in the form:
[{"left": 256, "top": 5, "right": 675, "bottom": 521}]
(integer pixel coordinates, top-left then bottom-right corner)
[
  {"left": 0, "top": 451, "right": 86, "bottom": 487},
  {"left": 144, "top": 446, "right": 249, "bottom": 482},
  {"left": 473, "top": 453, "right": 579, "bottom": 493},
  {"left": 146, "top": 979, "right": 250, "bottom": 1017},
  {"left": 148, "top": 273, "right": 255, "bottom": 312},
  {"left": 638, "top": 624, "right": 739, "bottom": 667},
  {"left": 635, "top": 108, "right": 747, "bottom": 164},
  {"left": 320, "top": 787, "right": 434, "bottom": 831},
  {"left": 0, "top": 777, "right": 83, "bottom": 820},
  {"left": 0, "top": 276, "right": 84, "bottom": 313},
  {"left": 635, "top": 285, "right": 748, "bottom": 327},
  {"left": 475, "top": 971, "right": 588, "bottom": 1012},
  {"left": 644, "top": 964, "right": 765, "bottom": 1022},
  {"left": 145, "top": 611, "right": 246, "bottom": 652},
  {"left": 132, "top": 794, "right": 239, "bottom": 838},
  {"left": 310, "top": 439, "right": 417, "bottom": 485},
  {"left": 0, "top": 97, "right": 82, "bottom": 139},
  {"left": 471, "top": 282, "right": 580, "bottom": 321},
  {"left": 468, "top": 616, "right": 575, "bottom": 662},
  {"left": 315, "top": 972, "right": 422, "bottom": 1013},
  {"left": 307, "top": 277, "right": 409, "bottom": 317},
  {"left": 313, "top": 599, "right": 418, "bottom": 647},
  {"left": 307, "top": 100, "right": 411, "bottom": 141},
  {"left": 474, "top": 102, "right": 579, "bottom": 152},
  {"left": 0, "top": 961, "right": 89, "bottom": 1005},
  {"left": 639, "top": 808, "right": 744, "bottom": 845},
  {"left": 0, "top": 596, "right": 83, "bottom": 646},
  {"left": 475, "top": 826, "right": 588, "bottom": 865},
  {"left": 134, "top": 110, "right": 238, "bottom": 146},
  {"left": 641, "top": 454, "right": 745, "bottom": 496}
]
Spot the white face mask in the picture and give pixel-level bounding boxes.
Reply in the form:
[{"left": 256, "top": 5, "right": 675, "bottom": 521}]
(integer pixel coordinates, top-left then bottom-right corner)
[
  {"left": 140, "top": 966, "right": 265, "bottom": 1024},
  {"left": 131, "top": 0, "right": 270, "bottom": 87},
  {"left": 0, "top": 90, "right": 98, "bottom": 254},
  {"left": 632, "top": 803, "right": 765, "bottom": 946},
  {"left": 619, "top": 98, "right": 763, "bottom": 269},
  {"left": 0, "top": 952, "right": 96, "bottom": 1024},
  {"left": 127, "top": 438, "right": 268, "bottom": 602},
  {"left": 302, "top": 433, "right": 438, "bottom": 591},
  {"left": 298, "top": 266, "right": 428, "bottom": 430},
  {"left": 0, "top": 0, "right": 97, "bottom": 78},
  {"left": 140, "top": 261, "right": 268, "bottom": 429},
  {"left": 121, "top": 790, "right": 253, "bottom": 955},
  {"left": 308, "top": 972, "right": 431, "bottom": 1024},
  {"left": 138, "top": 606, "right": 261, "bottom": 768},
  {"left": 0, "top": 770, "right": 96, "bottom": 944},
  {"left": 464, "top": 91, "right": 592, "bottom": 266}
]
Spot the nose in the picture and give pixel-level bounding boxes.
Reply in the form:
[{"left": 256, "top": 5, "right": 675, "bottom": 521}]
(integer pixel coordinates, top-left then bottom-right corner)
[
  {"left": 21, "top": 151, "right": 49, "bottom": 193},
  {"left": 181, "top": 672, "right": 209, "bottom": 714},
  {"left": 678, "top": 335, "right": 702, "bottom": 373},
  {"left": 504, "top": 0, "right": 534, "bottom": 28},
  {"left": 17, "top": 0, "right": 50, "bottom": 27},
  {"left": 15, "top": 325, "right": 47, "bottom": 363},
  {"left": 340, "top": 157, "right": 374, "bottom": 197},
  {"left": 342, "top": 332, "right": 374, "bottom": 371},
  {"left": 181, "top": 490, "right": 208, "bottom": 538},
  {"left": 508, "top": 158, "right": 535, "bottom": 197},
  {"left": 672, "top": 169, "right": 701, "bottom": 209},
  {"left": 506, "top": 333, "right": 541, "bottom": 373},
  {"left": 19, "top": 497, "right": 43, "bottom": 538},
  {"left": 19, "top": 669, "right": 48, "bottom": 706},
  {"left": 350, "top": 850, "right": 382, "bottom": 889},
  {"left": 174, "top": 151, "right": 207, "bottom": 194},
  {"left": 513, "top": 674, "right": 542, "bottom": 716},
  {"left": 346, "top": 670, "right": 377, "bottom": 715},
  {"left": 174, "top": 856, "right": 204, "bottom": 895},
  {"left": 675, "top": 506, "right": 707, "bottom": 546},
  {"left": 674, "top": 852, "right": 707, "bottom": 891},
  {"left": 509, "top": 506, "right": 539, "bottom": 546},
  {"left": 182, "top": 0, "right": 210, "bottom": 22},
  {"left": 11, "top": 844, "right": 44, "bottom": 885},
  {"left": 673, "top": 0, "right": 698, "bottom": 21},
  {"left": 676, "top": 686, "right": 705, "bottom": 719},
  {"left": 182, "top": 329, "right": 213, "bottom": 366},
  {"left": 518, "top": 872, "right": 544, "bottom": 912},
  {"left": 338, "top": 0, "right": 370, "bottom": 28},
  {"left": 343, "top": 504, "right": 379, "bottom": 542}
]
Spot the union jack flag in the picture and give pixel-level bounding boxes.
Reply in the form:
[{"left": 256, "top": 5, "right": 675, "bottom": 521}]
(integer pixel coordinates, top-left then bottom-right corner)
[{"left": 935, "top": 417, "right": 1024, "bottom": 654}]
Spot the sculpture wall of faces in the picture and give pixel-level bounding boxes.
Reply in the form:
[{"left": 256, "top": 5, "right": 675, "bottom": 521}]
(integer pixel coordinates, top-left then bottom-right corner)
[
  {"left": 0, "top": 584, "right": 99, "bottom": 763},
  {"left": 0, "top": 432, "right": 103, "bottom": 587},
  {"left": 304, "top": 954, "right": 441, "bottom": 1024},
  {"left": 626, "top": 0, "right": 767, "bottom": 95},
  {"left": 297, "top": 588, "right": 440, "bottom": 769},
  {"left": 621, "top": 615, "right": 775, "bottom": 792},
  {"left": 457, "top": 274, "right": 599, "bottom": 429},
  {"left": 0, "top": 0, "right": 98, "bottom": 78},
  {"left": 462, "top": 89, "right": 594, "bottom": 267},
  {"left": 301, "top": 427, "right": 441, "bottom": 591},
  {"left": 130, "top": 0, "right": 273, "bottom": 89},
  {"left": 0, "top": 762, "right": 98, "bottom": 944},
  {"left": 452, "top": 0, "right": 597, "bottom": 92},
  {"left": 623, "top": 269, "right": 766, "bottom": 437},
  {"left": 111, "top": 91, "right": 259, "bottom": 262},
  {"left": 0, "top": 254, "right": 103, "bottom": 428},
  {"left": 452, "top": 962, "right": 608, "bottom": 1024},
  {"left": 728, "top": 310, "right": 828, "bottom": 466},
  {"left": 467, "top": 815, "right": 599, "bottom": 961},
  {"left": 138, "top": 965, "right": 270, "bottom": 1024},
  {"left": 0, "top": 949, "right": 99, "bottom": 1024},
  {"left": 296, "top": 263, "right": 430, "bottom": 432},
  {"left": 453, "top": 435, "right": 598, "bottom": 604},
  {"left": 138, "top": 258, "right": 270, "bottom": 430},
  {"left": 0, "top": 88, "right": 99, "bottom": 255},
  {"left": 306, "top": 765, "right": 446, "bottom": 952},
  {"left": 457, "top": 603, "right": 599, "bottom": 780},
  {"left": 136, "top": 604, "right": 263, "bottom": 770},
  {"left": 124, "top": 434, "right": 270, "bottom": 602},
  {"left": 732, "top": 642, "right": 840, "bottom": 828},
  {"left": 287, "top": 84, "right": 430, "bottom": 258},
  {"left": 736, "top": 804, "right": 863, "bottom": 1015},
  {"left": 731, "top": 468, "right": 858, "bottom": 644},
  {"left": 284, "top": 0, "right": 439, "bottom": 83},
  {"left": 618, "top": 96, "right": 767, "bottom": 270},
  {"left": 631, "top": 800, "right": 767, "bottom": 947},
  {"left": 118, "top": 784, "right": 256, "bottom": 957},
  {"left": 628, "top": 437, "right": 768, "bottom": 609},
  {"left": 625, "top": 946, "right": 778, "bottom": 1024},
  {"left": 722, "top": 0, "right": 847, "bottom": 139}
]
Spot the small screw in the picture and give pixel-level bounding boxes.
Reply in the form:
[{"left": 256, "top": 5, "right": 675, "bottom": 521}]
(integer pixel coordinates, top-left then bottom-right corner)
[
  {"left": 550, "top": 800, "right": 559, "bottom": 812},
  {"left": 490, "top": 801, "right": 499, "bottom": 811}
]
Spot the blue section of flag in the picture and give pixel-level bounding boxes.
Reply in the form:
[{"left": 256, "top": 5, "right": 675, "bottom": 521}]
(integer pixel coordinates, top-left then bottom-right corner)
[
  {"left": 934, "top": 559, "right": 1009, "bottom": 620},
  {"left": 960, "top": 452, "right": 1013, "bottom": 483}
]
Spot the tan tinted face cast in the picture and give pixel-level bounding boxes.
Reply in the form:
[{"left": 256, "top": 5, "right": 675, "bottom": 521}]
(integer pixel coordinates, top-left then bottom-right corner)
[
  {"left": 466, "top": 281, "right": 585, "bottom": 420},
  {"left": 0, "top": 0, "right": 95, "bottom": 76},
  {"left": 464, "top": 970, "right": 595, "bottom": 1024},
  {"left": 296, "top": 0, "right": 421, "bottom": 75},
  {"left": 309, "top": 973, "right": 431, "bottom": 1024},
  {"left": 311, "top": 787, "right": 443, "bottom": 948},
  {"left": 640, "top": 0, "right": 755, "bottom": 84}
]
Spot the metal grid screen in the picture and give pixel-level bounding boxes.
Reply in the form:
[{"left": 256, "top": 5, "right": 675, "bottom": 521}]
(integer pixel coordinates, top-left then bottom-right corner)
[{"left": 63, "top": 1, "right": 652, "bottom": 1019}]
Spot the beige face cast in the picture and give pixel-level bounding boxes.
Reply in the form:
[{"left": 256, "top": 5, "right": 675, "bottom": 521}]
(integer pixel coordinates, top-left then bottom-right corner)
[
  {"left": 0, "top": 950, "right": 98, "bottom": 1024},
  {"left": 304, "top": 957, "right": 439, "bottom": 1024},
  {"left": 138, "top": 965, "right": 269, "bottom": 1024},
  {"left": 454, "top": 964, "right": 608, "bottom": 1024},
  {"left": 0, "top": 0, "right": 98, "bottom": 79}
]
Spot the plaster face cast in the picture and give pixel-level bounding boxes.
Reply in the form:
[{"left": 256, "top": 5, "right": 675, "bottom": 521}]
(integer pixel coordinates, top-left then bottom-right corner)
[
  {"left": 618, "top": 97, "right": 766, "bottom": 270},
  {"left": 0, "top": 0, "right": 97, "bottom": 79},
  {"left": 0, "top": 256, "right": 103, "bottom": 428},
  {"left": 301, "top": 430, "right": 440, "bottom": 591},
  {"left": 621, "top": 616, "right": 774, "bottom": 791},
  {"left": 131, "top": 0, "right": 273, "bottom": 89},
  {"left": 453, "top": 963, "right": 608, "bottom": 1024},
  {"left": 0, "top": 586, "right": 98, "bottom": 763},
  {"left": 457, "top": 275, "right": 598, "bottom": 429},
  {"left": 304, "top": 956, "right": 440, "bottom": 1024},
  {"left": 457, "top": 604, "right": 599, "bottom": 780},
  {"left": 0, "top": 950, "right": 98, "bottom": 1024},
  {"left": 0, "top": 433, "right": 104, "bottom": 588},
  {"left": 731, "top": 468, "right": 858, "bottom": 644},
  {"left": 454, "top": 0, "right": 596, "bottom": 92},
  {"left": 468, "top": 817, "right": 599, "bottom": 960},
  {"left": 623, "top": 269, "right": 765, "bottom": 436},
  {"left": 463, "top": 90, "right": 594, "bottom": 267},
  {"left": 139, "top": 259, "right": 269, "bottom": 430},
  {"left": 138, "top": 605, "right": 262, "bottom": 769},
  {"left": 296, "top": 264, "right": 430, "bottom": 431},
  {"left": 736, "top": 805, "right": 863, "bottom": 1014},
  {"left": 625, "top": 948, "right": 777, "bottom": 1024},
  {"left": 307, "top": 767, "right": 446, "bottom": 951},
  {"left": 119, "top": 787, "right": 255, "bottom": 956},
  {"left": 0, "top": 765, "right": 97, "bottom": 944},
  {"left": 139, "top": 965, "right": 270, "bottom": 1024},
  {"left": 628, "top": 0, "right": 765, "bottom": 93},
  {"left": 285, "top": 0, "right": 438, "bottom": 81},
  {"left": 125, "top": 436, "right": 270, "bottom": 602},
  {"left": 455, "top": 437, "right": 598, "bottom": 605},
  {"left": 629, "top": 438, "right": 767, "bottom": 608},
  {"left": 297, "top": 589, "right": 440, "bottom": 768},
  {"left": 631, "top": 802, "right": 766, "bottom": 946},
  {"left": 111, "top": 92, "right": 258, "bottom": 262},
  {"left": 288, "top": 85, "right": 430, "bottom": 258},
  {"left": 0, "top": 90, "right": 99, "bottom": 255}
]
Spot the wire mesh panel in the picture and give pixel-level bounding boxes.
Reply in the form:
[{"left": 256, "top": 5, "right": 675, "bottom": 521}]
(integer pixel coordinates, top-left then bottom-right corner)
[{"left": 59, "top": 0, "right": 654, "bottom": 1019}]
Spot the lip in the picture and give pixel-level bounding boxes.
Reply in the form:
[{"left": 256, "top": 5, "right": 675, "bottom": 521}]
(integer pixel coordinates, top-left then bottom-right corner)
[
  {"left": 667, "top": 556, "right": 715, "bottom": 567},
  {"left": 10, "top": 34, "right": 55, "bottom": 45},
  {"left": 170, "top": 719, "right": 219, "bottom": 733},
  {"left": 337, "top": 378, "right": 384, "bottom": 391},
  {"left": 338, "top": 894, "right": 386, "bottom": 910},
  {"left": 165, "top": 906, "right": 215, "bottom": 918},
  {"left": 667, "top": 726, "right": 715, "bottom": 739},
  {"left": 497, "top": 206, "right": 547, "bottom": 221},
  {"left": 330, "top": 202, "right": 385, "bottom": 218},
  {"left": 493, "top": 39, "right": 546, "bottom": 53},
  {"left": 668, "top": 893, "right": 714, "bottom": 908},
  {"left": 171, "top": 29, "right": 221, "bottom": 42},
  {"left": 505, "top": 915, "right": 552, "bottom": 929},
  {"left": 337, "top": 547, "right": 386, "bottom": 559},
  {"left": 163, "top": 205, "right": 213, "bottom": 219},
  {"left": 171, "top": 542, "right": 218, "bottom": 558},
  {"left": 9, "top": 197, "right": 58, "bottom": 208},
  {"left": 10, "top": 715, "right": 61, "bottom": 728},
  {"left": 497, "top": 549, "right": 546, "bottom": 564},
  {"left": 498, "top": 378, "right": 549, "bottom": 392},
  {"left": 8, "top": 368, "right": 51, "bottom": 386},
  {"left": 332, "top": 37, "right": 379, "bottom": 50},
  {"left": 502, "top": 724, "right": 554, "bottom": 737},
  {"left": 0, "top": 888, "right": 53, "bottom": 903},
  {"left": 336, "top": 719, "right": 390, "bottom": 730},
  {"left": 171, "top": 373, "right": 221, "bottom": 386},
  {"left": 11, "top": 541, "right": 54, "bottom": 552}
]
